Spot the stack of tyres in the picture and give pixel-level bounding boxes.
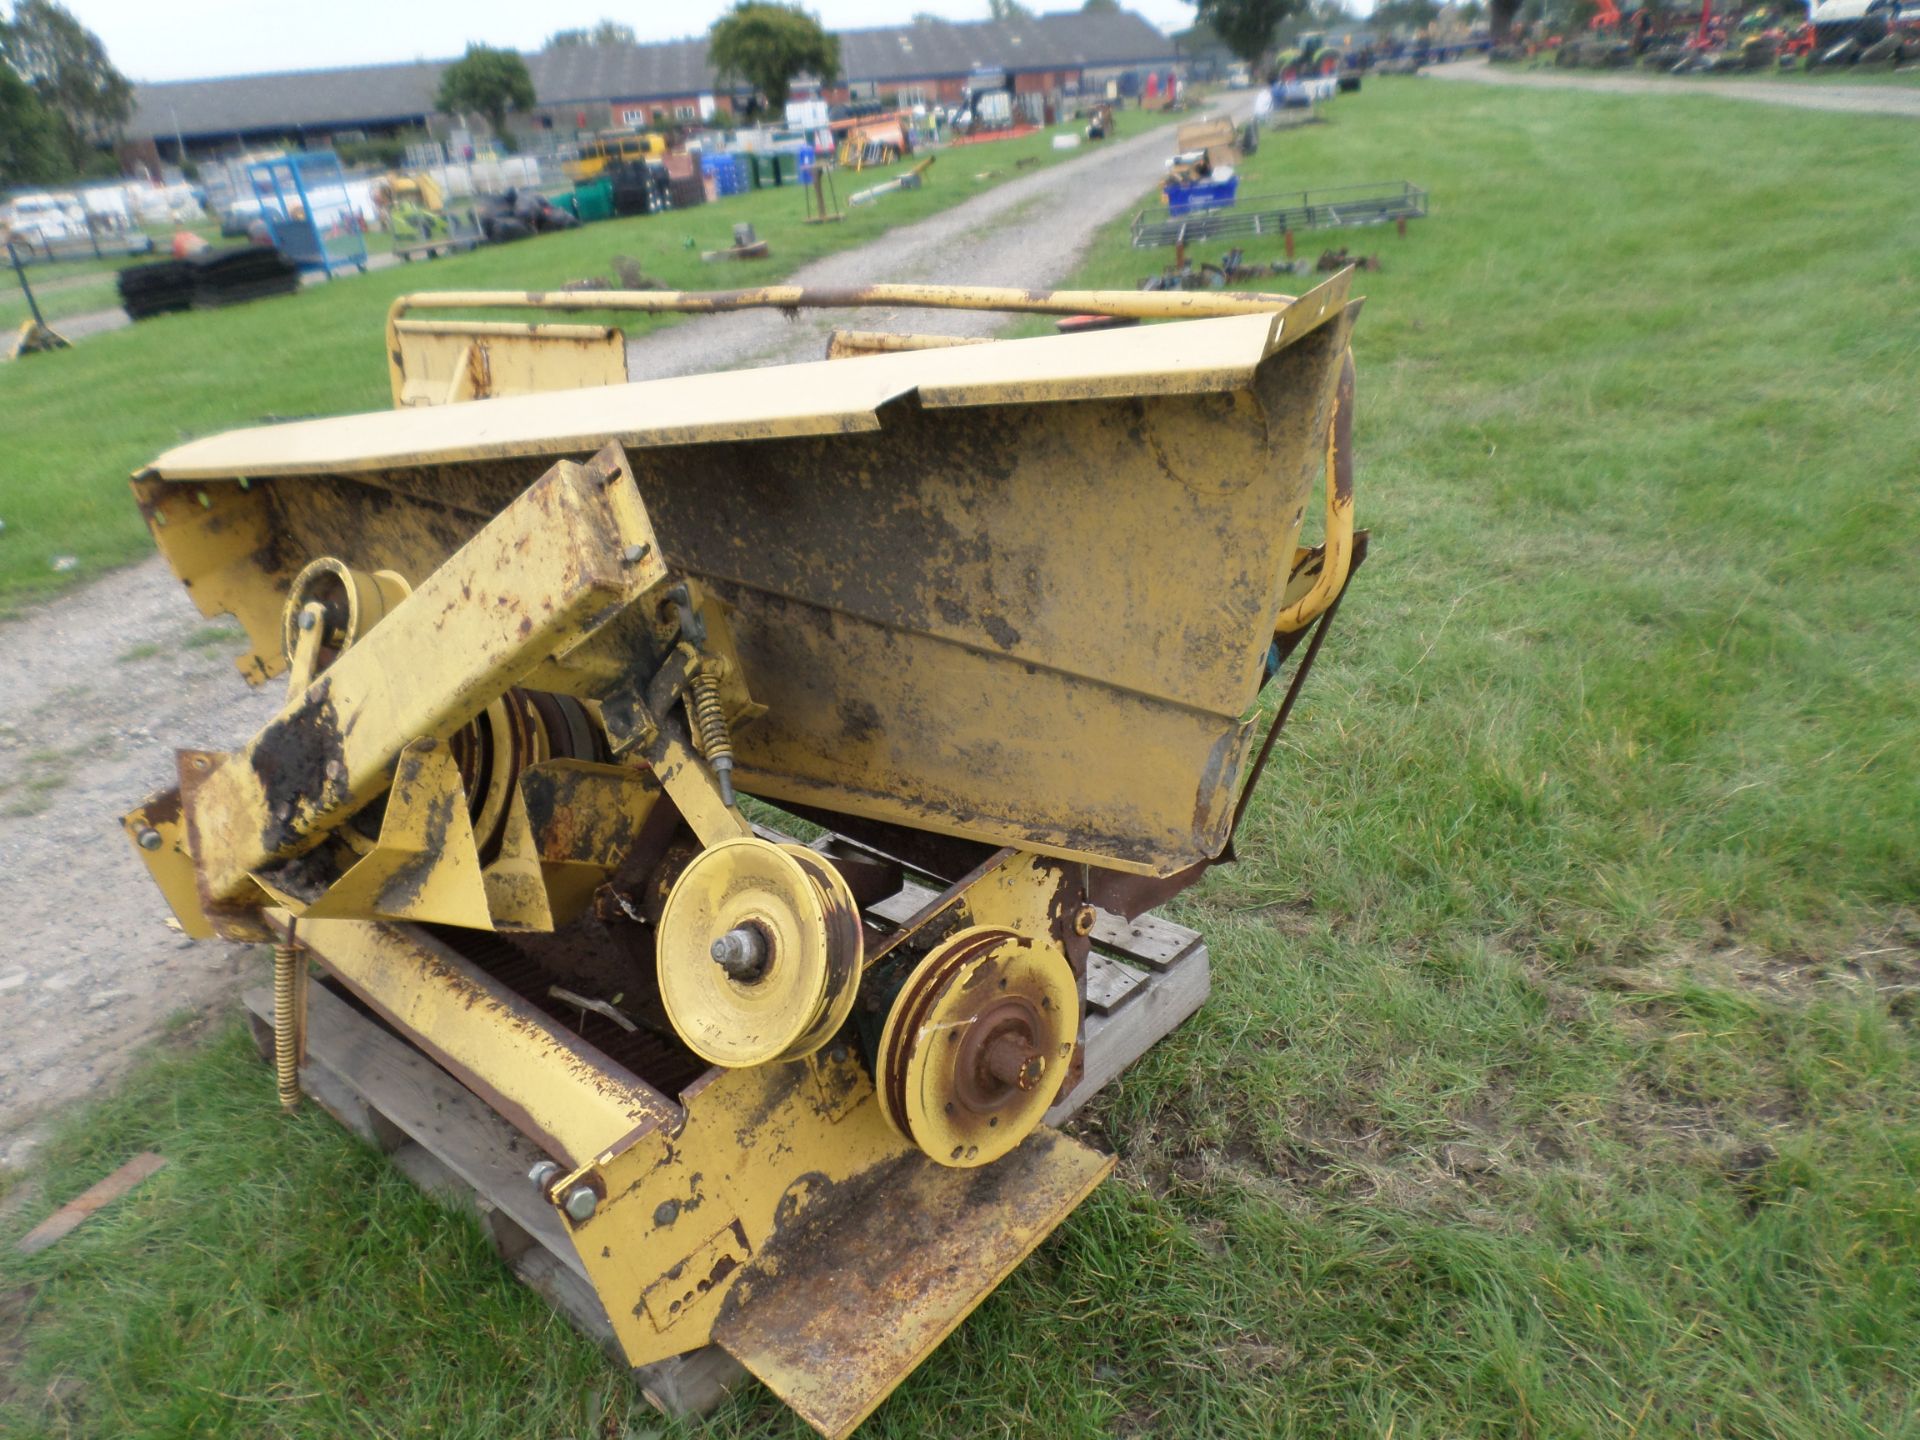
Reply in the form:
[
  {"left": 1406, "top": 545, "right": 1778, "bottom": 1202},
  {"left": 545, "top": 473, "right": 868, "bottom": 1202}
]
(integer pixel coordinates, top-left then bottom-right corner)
[{"left": 609, "top": 160, "right": 674, "bottom": 218}]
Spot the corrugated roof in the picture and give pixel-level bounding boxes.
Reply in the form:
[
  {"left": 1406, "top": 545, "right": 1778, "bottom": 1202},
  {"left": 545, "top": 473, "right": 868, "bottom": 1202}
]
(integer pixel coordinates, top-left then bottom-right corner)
[{"left": 130, "top": 10, "right": 1178, "bottom": 140}]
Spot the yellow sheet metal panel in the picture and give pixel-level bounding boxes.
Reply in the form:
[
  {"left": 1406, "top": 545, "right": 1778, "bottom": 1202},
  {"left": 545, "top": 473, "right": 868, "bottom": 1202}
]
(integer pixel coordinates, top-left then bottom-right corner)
[
  {"left": 138, "top": 301, "right": 1357, "bottom": 880},
  {"left": 293, "top": 916, "right": 678, "bottom": 1166},
  {"left": 147, "top": 306, "right": 1326, "bottom": 482},
  {"left": 391, "top": 320, "right": 628, "bottom": 409},
  {"left": 712, "top": 1128, "right": 1111, "bottom": 1440}
]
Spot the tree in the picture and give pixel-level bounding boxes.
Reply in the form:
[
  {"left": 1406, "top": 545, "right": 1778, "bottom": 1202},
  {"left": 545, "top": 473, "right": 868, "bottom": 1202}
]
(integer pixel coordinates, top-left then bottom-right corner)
[
  {"left": 1372, "top": 0, "right": 1441, "bottom": 31},
  {"left": 1490, "top": 0, "right": 1522, "bottom": 38},
  {"left": 706, "top": 3, "right": 840, "bottom": 113},
  {"left": 1189, "top": 0, "right": 1301, "bottom": 64},
  {"left": 1081, "top": 0, "right": 1121, "bottom": 12},
  {"left": 987, "top": 0, "right": 1035, "bottom": 18},
  {"left": 0, "top": 0, "right": 131, "bottom": 170},
  {"left": 547, "top": 19, "right": 637, "bottom": 47},
  {"left": 0, "top": 62, "right": 69, "bottom": 185},
  {"left": 435, "top": 44, "right": 536, "bottom": 151}
]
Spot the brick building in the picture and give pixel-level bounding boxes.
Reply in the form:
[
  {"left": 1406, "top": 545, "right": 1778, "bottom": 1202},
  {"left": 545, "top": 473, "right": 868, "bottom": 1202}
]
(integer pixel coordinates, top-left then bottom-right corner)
[{"left": 125, "top": 10, "right": 1180, "bottom": 162}]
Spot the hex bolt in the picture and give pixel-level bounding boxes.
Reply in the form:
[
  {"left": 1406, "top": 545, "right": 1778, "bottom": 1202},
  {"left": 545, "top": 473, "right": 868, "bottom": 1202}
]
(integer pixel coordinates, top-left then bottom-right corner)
[
  {"left": 623, "top": 543, "right": 651, "bottom": 564},
  {"left": 563, "top": 1184, "right": 600, "bottom": 1222},
  {"left": 711, "top": 925, "right": 769, "bottom": 982},
  {"left": 527, "top": 1159, "right": 562, "bottom": 1192},
  {"left": 135, "top": 827, "right": 163, "bottom": 851}
]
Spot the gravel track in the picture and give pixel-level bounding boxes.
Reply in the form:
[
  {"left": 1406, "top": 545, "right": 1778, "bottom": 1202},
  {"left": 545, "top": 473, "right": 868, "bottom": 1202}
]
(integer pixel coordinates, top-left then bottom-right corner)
[
  {"left": 1428, "top": 54, "right": 1920, "bottom": 117},
  {"left": 0, "top": 99, "right": 1247, "bottom": 1163}
]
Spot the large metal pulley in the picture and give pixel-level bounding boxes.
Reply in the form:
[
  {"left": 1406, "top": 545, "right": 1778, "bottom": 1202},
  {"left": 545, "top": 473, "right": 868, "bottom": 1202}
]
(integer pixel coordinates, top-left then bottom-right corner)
[
  {"left": 876, "top": 926, "right": 1078, "bottom": 1169},
  {"left": 657, "top": 837, "right": 863, "bottom": 1068}
]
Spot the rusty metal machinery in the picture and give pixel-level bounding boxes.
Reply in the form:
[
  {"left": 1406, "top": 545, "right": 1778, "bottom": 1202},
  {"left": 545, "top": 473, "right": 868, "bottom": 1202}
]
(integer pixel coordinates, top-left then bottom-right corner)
[{"left": 121, "top": 278, "right": 1366, "bottom": 1438}]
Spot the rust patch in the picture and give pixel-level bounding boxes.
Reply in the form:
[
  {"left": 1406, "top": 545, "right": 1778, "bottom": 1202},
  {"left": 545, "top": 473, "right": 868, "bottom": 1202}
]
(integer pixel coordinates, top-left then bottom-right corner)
[{"left": 250, "top": 677, "right": 350, "bottom": 857}]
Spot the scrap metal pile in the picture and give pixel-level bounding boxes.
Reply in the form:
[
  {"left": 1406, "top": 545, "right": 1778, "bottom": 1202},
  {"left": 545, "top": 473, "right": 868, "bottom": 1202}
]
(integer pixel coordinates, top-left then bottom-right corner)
[{"left": 123, "top": 278, "right": 1364, "bottom": 1436}]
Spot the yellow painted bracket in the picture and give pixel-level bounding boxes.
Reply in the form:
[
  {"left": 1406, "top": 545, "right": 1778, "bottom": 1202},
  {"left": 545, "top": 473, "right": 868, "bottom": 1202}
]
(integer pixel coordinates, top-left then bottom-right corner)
[
  {"left": 250, "top": 739, "right": 491, "bottom": 927},
  {"left": 182, "top": 445, "right": 667, "bottom": 909}
]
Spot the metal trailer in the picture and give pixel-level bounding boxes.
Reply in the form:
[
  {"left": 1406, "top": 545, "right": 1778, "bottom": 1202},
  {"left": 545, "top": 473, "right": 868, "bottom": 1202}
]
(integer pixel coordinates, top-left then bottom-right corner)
[
  {"left": 245, "top": 151, "right": 368, "bottom": 278},
  {"left": 1132, "top": 179, "right": 1428, "bottom": 248}
]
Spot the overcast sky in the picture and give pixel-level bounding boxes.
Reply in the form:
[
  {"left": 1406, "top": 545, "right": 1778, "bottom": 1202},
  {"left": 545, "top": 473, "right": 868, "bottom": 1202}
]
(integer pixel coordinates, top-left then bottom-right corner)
[{"left": 66, "top": 0, "right": 1251, "bottom": 84}]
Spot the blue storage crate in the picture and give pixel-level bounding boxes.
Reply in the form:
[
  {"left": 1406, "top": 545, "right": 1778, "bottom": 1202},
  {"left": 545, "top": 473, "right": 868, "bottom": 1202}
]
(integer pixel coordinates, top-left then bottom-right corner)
[
  {"left": 1165, "top": 173, "right": 1239, "bottom": 218},
  {"left": 701, "top": 153, "right": 748, "bottom": 197}
]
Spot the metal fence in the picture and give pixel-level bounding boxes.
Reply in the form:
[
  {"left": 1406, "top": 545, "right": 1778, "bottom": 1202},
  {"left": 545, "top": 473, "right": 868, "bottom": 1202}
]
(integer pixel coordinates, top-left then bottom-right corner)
[{"left": 1131, "top": 180, "right": 1427, "bottom": 249}]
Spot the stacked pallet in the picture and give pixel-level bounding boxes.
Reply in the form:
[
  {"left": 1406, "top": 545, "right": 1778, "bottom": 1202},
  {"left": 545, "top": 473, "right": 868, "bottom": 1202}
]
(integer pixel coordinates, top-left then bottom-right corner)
[
  {"left": 190, "top": 246, "right": 301, "bottom": 308},
  {"left": 116, "top": 260, "right": 195, "bottom": 320}
]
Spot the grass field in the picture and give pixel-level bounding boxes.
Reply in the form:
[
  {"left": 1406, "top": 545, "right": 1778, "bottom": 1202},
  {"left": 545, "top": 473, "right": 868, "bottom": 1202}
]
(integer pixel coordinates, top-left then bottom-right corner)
[
  {"left": 0, "top": 110, "right": 1176, "bottom": 610},
  {"left": 4, "top": 79, "right": 1920, "bottom": 1438}
]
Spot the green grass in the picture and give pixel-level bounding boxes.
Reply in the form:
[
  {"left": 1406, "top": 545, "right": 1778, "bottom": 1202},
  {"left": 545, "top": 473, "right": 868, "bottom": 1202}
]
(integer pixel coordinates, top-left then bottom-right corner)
[
  {"left": 0, "top": 112, "right": 1184, "bottom": 610},
  {"left": 5, "top": 79, "right": 1920, "bottom": 1438}
]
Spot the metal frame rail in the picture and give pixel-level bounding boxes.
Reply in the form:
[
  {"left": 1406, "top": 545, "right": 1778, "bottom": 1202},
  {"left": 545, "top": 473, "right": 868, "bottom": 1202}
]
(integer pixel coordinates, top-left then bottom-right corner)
[{"left": 1131, "top": 179, "right": 1427, "bottom": 249}]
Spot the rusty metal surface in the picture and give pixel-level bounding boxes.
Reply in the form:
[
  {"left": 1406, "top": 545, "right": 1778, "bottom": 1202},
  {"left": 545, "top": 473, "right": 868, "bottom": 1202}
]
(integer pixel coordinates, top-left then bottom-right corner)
[
  {"left": 711, "top": 1127, "right": 1111, "bottom": 1440},
  {"left": 289, "top": 915, "right": 677, "bottom": 1167},
  {"left": 824, "top": 329, "right": 991, "bottom": 360},
  {"left": 390, "top": 319, "right": 628, "bottom": 408},
  {"left": 135, "top": 287, "right": 1363, "bottom": 890},
  {"left": 179, "top": 447, "right": 665, "bottom": 913}
]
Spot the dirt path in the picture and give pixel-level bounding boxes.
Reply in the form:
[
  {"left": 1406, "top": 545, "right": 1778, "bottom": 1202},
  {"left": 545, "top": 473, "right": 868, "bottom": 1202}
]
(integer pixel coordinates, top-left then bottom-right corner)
[
  {"left": 624, "top": 100, "right": 1253, "bottom": 380},
  {"left": 0, "top": 100, "right": 1249, "bottom": 1165},
  {"left": 1428, "top": 54, "right": 1920, "bottom": 117}
]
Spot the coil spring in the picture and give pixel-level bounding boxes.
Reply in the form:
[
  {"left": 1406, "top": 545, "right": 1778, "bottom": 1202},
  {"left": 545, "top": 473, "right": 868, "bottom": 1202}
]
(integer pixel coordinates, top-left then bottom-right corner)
[
  {"left": 273, "top": 941, "right": 300, "bottom": 1112},
  {"left": 688, "top": 669, "right": 736, "bottom": 806}
]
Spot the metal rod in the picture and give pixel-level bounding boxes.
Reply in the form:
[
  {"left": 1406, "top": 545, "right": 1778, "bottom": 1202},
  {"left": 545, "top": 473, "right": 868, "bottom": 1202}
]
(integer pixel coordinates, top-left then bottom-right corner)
[
  {"left": 388, "top": 281, "right": 1304, "bottom": 330},
  {"left": 7, "top": 241, "right": 46, "bottom": 329}
]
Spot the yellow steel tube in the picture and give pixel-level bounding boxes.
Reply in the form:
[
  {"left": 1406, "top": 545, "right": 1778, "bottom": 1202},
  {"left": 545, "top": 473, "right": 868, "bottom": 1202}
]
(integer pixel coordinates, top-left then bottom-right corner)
[
  {"left": 383, "top": 283, "right": 1307, "bottom": 406},
  {"left": 1273, "top": 348, "right": 1357, "bottom": 636}
]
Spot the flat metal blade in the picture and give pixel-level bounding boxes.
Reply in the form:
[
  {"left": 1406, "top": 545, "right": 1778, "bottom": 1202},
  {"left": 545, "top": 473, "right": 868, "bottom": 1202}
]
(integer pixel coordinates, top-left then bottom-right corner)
[{"left": 712, "top": 1126, "right": 1112, "bottom": 1439}]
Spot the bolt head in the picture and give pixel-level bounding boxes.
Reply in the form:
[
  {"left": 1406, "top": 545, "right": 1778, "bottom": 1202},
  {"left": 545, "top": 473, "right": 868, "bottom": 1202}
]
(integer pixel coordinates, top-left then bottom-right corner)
[
  {"left": 136, "top": 827, "right": 163, "bottom": 851},
  {"left": 526, "top": 1159, "right": 562, "bottom": 1190},
  {"left": 622, "top": 542, "right": 651, "bottom": 564},
  {"left": 563, "top": 1184, "right": 600, "bottom": 1222}
]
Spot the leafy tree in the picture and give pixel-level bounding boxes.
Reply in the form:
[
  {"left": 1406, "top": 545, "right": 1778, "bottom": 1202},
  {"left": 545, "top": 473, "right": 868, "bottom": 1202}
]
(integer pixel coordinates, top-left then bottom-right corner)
[
  {"left": 988, "top": 0, "right": 1036, "bottom": 18},
  {"left": 0, "top": 0, "right": 131, "bottom": 170},
  {"left": 1373, "top": 0, "right": 1442, "bottom": 31},
  {"left": 1491, "top": 0, "right": 1524, "bottom": 37},
  {"left": 1081, "top": 0, "right": 1121, "bottom": 11},
  {"left": 435, "top": 43, "right": 536, "bottom": 151},
  {"left": 1189, "top": 0, "right": 1302, "bottom": 64},
  {"left": 547, "top": 19, "right": 637, "bottom": 47},
  {"left": 707, "top": 3, "right": 840, "bottom": 112},
  {"left": 0, "top": 61, "right": 69, "bottom": 185}
]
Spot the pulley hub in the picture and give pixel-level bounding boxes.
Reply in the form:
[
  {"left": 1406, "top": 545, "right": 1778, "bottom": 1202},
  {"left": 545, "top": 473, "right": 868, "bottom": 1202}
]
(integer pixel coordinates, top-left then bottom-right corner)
[
  {"left": 657, "top": 838, "right": 862, "bottom": 1068},
  {"left": 876, "top": 926, "right": 1078, "bottom": 1169}
]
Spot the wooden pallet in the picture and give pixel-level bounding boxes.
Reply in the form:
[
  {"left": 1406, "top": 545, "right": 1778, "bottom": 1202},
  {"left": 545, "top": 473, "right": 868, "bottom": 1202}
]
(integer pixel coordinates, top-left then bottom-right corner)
[{"left": 241, "top": 847, "right": 1208, "bottom": 1421}]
